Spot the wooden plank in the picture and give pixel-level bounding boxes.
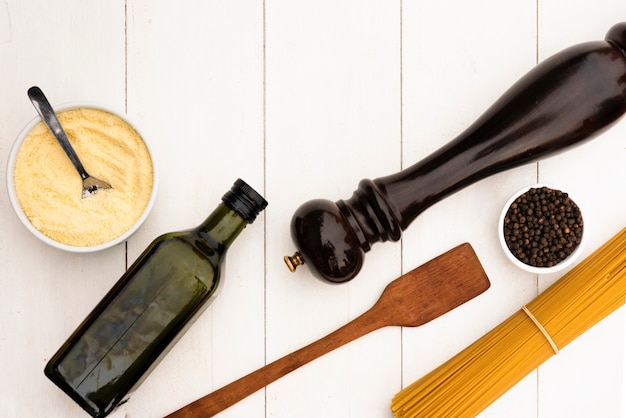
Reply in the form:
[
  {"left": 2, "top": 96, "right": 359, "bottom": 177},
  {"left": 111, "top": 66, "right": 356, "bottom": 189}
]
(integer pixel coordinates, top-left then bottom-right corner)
[
  {"left": 537, "top": 4, "right": 626, "bottom": 417},
  {"left": 401, "top": 1, "right": 539, "bottom": 417},
  {"left": 0, "top": 1, "right": 126, "bottom": 417},
  {"left": 124, "top": 1, "right": 266, "bottom": 417},
  {"left": 264, "top": 0, "right": 402, "bottom": 416},
  {"left": 401, "top": 2, "right": 626, "bottom": 418}
]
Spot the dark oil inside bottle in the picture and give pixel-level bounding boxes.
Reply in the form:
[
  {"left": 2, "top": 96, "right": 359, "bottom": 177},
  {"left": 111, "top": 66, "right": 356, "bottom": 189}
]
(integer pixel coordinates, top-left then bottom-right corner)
[{"left": 45, "top": 237, "right": 219, "bottom": 417}]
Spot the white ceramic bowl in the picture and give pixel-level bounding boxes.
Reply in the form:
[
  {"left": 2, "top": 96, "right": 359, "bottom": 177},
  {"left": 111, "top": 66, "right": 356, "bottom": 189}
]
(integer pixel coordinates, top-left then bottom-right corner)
[
  {"left": 6, "top": 102, "right": 158, "bottom": 252},
  {"left": 498, "top": 184, "right": 585, "bottom": 274}
]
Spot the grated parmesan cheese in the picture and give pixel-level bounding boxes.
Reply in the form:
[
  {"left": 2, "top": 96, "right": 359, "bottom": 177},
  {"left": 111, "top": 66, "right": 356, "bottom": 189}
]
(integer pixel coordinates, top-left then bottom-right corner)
[{"left": 13, "top": 108, "right": 154, "bottom": 247}]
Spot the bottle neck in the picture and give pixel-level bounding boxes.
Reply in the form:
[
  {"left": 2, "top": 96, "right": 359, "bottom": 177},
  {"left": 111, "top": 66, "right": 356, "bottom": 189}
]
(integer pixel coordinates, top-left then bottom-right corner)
[{"left": 197, "top": 203, "right": 248, "bottom": 253}]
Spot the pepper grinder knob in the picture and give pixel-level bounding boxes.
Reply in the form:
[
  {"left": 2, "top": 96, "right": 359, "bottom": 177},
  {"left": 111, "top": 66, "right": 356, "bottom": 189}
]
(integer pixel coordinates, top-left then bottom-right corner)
[
  {"left": 285, "top": 22, "right": 626, "bottom": 283},
  {"left": 284, "top": 252, "right": 304, "bottom": 272}
]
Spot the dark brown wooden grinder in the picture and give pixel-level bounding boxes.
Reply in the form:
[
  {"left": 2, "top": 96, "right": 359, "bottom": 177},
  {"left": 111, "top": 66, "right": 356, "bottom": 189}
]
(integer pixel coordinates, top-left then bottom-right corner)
[{"left": 285, "top": 22, "right": 626, "bottom": 283}]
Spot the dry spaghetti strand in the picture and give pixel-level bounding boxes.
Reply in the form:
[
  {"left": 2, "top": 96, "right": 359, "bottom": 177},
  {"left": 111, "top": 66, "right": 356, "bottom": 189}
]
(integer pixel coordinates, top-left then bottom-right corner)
[{"left": 391, "top": 227, "right": 626, "bottom": 418}]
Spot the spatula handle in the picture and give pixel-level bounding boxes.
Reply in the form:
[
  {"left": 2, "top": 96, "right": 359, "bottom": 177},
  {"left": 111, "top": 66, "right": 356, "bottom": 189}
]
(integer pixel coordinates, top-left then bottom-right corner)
[
  {"left": 287, "top": 22, "right": 626, "bottom": 283},
  {"left": 165, "top": 313, "right": 379, "bottom": 417}
]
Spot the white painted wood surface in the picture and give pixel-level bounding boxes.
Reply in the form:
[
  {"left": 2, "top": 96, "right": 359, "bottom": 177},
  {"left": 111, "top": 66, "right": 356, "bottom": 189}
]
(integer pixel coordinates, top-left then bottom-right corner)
[{"left": 1, "top": 1, "right": 626, "bottom": 417}]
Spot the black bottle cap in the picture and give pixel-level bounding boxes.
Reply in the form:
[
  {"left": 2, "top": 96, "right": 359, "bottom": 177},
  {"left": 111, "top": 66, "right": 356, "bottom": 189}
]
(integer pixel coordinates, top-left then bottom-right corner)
[{"left": 222, "top": 179, "right": 268, "bottom": 223}]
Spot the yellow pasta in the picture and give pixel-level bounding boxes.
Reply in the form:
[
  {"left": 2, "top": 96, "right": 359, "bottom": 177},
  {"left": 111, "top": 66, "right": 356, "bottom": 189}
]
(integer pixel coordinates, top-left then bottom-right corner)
[{"left": 391, "top": 227, "right": 626, "bottom": 417}]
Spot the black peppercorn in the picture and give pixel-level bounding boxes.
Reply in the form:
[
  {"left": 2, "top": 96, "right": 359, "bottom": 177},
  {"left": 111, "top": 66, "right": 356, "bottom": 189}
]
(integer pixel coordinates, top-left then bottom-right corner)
[{"left": 503, "top": 187, "right": 583, "bottom": 268}]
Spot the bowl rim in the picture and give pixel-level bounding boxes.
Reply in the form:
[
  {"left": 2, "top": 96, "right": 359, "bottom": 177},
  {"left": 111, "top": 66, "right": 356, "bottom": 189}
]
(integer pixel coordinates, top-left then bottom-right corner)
[
  {"left": 498, "top": 183, "right": 585, "bottom": 274},
  {"left": 6, "top": 101, "right": 158, "bottom": 253}
]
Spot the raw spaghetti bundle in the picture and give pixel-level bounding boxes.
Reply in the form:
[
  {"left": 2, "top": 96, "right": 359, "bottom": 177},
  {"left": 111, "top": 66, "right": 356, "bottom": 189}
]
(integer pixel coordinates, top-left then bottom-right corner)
[{"left": 391, "top": 226, "right": 626, "bottom": 417}]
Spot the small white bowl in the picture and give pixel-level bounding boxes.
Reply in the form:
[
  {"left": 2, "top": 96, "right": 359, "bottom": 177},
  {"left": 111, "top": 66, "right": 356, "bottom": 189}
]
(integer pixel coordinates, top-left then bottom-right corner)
[
  {"left": 6, "top": 102, "right": 158, "bottom": 252},
  {"left": 498, "top": 184, "right": 585, "bottom": 274}
]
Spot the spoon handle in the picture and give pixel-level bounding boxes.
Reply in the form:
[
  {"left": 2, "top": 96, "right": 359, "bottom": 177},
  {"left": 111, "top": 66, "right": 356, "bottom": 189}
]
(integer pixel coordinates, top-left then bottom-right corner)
[{"left": 27, "top": 86, "right": 89, "bottom": 180}]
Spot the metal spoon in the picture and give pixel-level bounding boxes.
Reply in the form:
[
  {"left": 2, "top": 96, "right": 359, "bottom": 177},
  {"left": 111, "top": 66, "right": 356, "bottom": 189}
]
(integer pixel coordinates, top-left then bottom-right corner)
[{"left": 27, "top": 86, "right": 112, "bottom": 198}]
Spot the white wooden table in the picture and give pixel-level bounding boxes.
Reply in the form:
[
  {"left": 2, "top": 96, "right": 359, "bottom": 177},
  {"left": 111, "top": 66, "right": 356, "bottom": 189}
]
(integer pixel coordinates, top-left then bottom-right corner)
[{"left": 2, "top": 1, "right": 626, "bottom": 417}]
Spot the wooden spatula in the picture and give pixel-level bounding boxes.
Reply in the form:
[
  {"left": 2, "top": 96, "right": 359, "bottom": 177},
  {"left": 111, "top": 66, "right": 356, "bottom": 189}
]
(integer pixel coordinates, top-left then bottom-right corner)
[{"left": 166, "top": 243, "right": 490, "bottom": 417}]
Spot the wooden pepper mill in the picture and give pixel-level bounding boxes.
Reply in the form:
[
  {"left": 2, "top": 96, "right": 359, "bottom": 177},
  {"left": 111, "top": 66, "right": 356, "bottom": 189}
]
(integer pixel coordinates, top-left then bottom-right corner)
[{"left": 284, "top": 22, "right": 626, "bottom": 283}]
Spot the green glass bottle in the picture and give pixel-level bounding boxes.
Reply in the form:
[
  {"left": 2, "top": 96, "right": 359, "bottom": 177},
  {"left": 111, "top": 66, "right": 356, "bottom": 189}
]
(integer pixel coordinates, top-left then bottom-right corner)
[{"left": 44, "top": 179, "right": 267, "bottom": 418}]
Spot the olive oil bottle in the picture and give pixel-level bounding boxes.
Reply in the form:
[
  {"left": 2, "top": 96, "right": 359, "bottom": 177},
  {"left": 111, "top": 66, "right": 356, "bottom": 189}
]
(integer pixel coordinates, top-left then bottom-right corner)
[{"left": 44, "top": 179, "right": 267, "bottom": 418}]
